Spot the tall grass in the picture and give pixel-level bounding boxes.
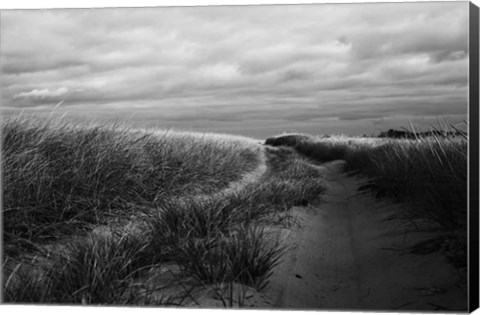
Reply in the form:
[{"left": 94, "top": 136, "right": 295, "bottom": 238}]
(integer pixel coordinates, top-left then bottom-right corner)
[
  {"left": 2, "top": 115, "right": 327, "bottom": 305},
  {"left": 265, "top": 128, "right": 468, "bottom": 266},
  {"left": 173, "top": 226, "right": 284, "bottom": 291},
  {"left": 143, "top": 146, "right": 326, "bottom": 291},
  {"left": 4, "top": 231, "right": 166, "bottom": 304},
  {"left": 2, "top": 116, "right": 262, "bottom": 254},
  {"left": 266, "top": 131, "right": 467, "bottom": 229},
  {"left": 349, "top": 139, "right": 467, "bottom": 229}
]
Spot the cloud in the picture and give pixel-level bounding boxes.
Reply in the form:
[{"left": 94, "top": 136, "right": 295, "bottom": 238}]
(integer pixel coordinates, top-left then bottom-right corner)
[
  {"left": 1, "top": 2, "right": 469, "bottom": 136},
  {"left": 13, "top": 87, "right": 69, "bottom": 100}
]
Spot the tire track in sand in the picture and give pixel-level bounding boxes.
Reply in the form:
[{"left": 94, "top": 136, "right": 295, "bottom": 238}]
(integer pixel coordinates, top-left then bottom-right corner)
[{"left": 265, "top": 160, "right": 467, "bottom": 311}]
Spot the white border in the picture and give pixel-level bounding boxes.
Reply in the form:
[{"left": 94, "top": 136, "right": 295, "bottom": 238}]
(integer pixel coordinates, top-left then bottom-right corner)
[
  {"left": 0, "top": 0, "right": 476, "bottom": 9},
  {"left": 1, "top": 1, "right": 478, "bottom": 315}
]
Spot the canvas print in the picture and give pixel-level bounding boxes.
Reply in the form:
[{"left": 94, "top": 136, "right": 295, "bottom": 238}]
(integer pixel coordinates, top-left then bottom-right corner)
[{"left": 1, "top": 1, "right": 478, "bottom": 312}]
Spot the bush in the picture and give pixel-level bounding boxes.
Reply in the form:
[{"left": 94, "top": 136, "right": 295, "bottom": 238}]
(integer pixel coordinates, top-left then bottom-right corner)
[{"left": 265, "top": 133, "right": 311, "bottom": 147}]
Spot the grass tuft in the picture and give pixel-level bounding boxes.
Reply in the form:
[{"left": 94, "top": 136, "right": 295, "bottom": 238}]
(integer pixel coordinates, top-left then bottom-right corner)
[{"left": 174, "top": 226, "right": 284, "bottom": 291}]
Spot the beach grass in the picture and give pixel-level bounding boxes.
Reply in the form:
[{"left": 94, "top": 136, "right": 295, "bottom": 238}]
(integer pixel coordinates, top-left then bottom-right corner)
[
  {"left": 2, "top": 115, "right": 327, "bottom": 304},
  {"left": 265, "top": 127, "right": 468, "bottom": 266}
]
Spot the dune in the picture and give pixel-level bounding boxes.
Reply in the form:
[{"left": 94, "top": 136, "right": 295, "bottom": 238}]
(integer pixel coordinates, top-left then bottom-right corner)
[
  {"left": 263, "top": 160, "right": 467, "bottom": 311},
  {"left": 3, "top": 119, "right": 467, "bottom": 308}
]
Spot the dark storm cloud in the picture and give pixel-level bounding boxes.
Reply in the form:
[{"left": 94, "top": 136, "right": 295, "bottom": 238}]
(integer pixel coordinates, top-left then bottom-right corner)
[{"left": 1, "top": 2, "right": 468, "bottom": 127}]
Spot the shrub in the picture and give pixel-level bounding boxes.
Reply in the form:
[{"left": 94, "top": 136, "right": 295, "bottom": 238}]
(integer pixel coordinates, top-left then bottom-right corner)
[{"left": 265, "top": 133, "right": 312, "bottom": 147}]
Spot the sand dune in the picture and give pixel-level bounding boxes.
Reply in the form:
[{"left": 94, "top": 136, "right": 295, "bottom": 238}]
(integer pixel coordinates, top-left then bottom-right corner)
[{"left": 264, "top": 160, "right": 467, "bottom": 311}]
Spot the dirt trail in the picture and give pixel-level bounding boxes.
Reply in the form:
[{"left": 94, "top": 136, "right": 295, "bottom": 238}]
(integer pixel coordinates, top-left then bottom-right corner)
[{"left": 265, "top": 160, "right": 467, "bottom": 311}]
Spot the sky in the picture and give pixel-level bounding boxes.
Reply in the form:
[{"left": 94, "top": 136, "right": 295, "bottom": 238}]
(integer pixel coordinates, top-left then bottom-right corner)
[{"left": 0, "top": 2, "right": 470, "bottom": 138}]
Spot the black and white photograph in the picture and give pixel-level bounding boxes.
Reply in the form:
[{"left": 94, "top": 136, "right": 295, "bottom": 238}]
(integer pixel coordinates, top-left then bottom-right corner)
[{"left": 1, "top": 0, "right": 479, "bottom": 312}]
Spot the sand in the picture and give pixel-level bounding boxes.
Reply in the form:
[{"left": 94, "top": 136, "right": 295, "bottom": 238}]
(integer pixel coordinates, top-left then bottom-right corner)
[
  {"left": 21, "top": 156, "right": 467, "bottom": 310},
  {"left": 264, "top": 160, "right": 467, "bottom": 311}
]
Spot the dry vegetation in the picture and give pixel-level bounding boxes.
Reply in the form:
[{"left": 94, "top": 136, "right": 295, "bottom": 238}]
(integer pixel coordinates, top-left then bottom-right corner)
[
  {"left": 266, "top": 126, "right": 468, "bottom": 268},
  {"left": 2, "top": 116, "right": 327, "bottom": 305},
  {"left": 3, "top": 115, "right": 468, "bottom": 306}
]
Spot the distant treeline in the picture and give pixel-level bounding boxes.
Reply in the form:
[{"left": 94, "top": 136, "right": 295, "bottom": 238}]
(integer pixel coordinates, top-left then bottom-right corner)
[{"left": 377, "top": 129, "right": 466, "bottom": 139}]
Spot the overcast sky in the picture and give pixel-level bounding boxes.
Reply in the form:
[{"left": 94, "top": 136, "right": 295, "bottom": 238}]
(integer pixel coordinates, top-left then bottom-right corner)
[{"left": 1, "top": 2, "right": 469, "bottom": 137}]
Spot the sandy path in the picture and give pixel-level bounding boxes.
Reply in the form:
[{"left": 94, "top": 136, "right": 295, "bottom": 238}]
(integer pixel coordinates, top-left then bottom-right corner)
[
  {"left": 265, "top": 160, "right": 467, "bottom": 311},
  {"left": 193, "top": 147, "right": 268, "bottom": 201}
]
